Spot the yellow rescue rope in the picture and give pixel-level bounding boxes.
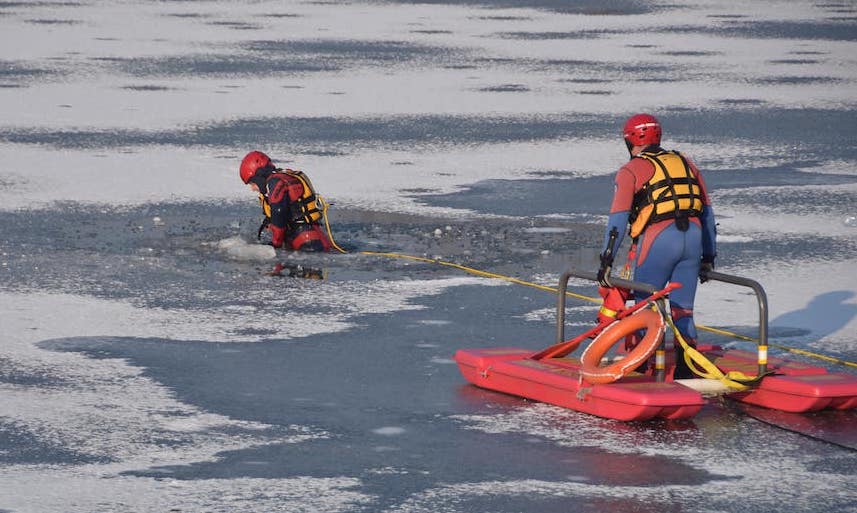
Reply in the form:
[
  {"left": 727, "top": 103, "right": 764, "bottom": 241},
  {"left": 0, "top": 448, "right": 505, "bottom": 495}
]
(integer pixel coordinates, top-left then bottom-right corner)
[
  {"left": 317, "top": 204, "right": 857, "bottom": 370},
  {"left": 695, "top": 324, "right": 855, "bottom": 368},
  {"left": 660, "top": 307, "right": 761, "bottom": 390},
  {"left": 361, "top": 251, "right": 604, "bottom": 303},
  {"left": 318, "top": 195, "right": 349, "bottom": 254}
]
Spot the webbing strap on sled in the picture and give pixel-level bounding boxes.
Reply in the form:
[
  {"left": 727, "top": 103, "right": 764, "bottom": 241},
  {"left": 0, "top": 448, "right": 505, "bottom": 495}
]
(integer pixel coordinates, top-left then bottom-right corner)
[{"left": 663, "top": 311, "right": 765, "bottom": 391}]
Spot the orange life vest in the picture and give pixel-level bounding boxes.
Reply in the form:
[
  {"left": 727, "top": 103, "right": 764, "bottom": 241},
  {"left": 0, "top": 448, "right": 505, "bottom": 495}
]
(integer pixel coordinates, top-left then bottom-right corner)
[
  {"left": 628, "top": 150, "right": 703, "bottom": 238},
  {"left": 259, "top": 169, "right": 323, "bottom": 224}
]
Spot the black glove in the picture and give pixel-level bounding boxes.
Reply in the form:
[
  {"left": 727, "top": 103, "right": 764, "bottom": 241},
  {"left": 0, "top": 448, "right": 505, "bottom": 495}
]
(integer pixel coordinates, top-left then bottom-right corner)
[
  {"left": 257, "top": 218, "right": 271, "bottom": 240},
  {"left": 699, "top": 254, "right": 715, "bottom": 283},
  {"left": 597, "top": 251, "right": 614, "bottom": 287}
]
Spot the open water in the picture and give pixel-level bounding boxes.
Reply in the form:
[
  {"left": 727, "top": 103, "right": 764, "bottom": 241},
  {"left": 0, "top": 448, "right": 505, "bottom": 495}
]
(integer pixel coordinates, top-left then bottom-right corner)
[{"left": 1, "top": 1, "right": 856, "bottom": 512}]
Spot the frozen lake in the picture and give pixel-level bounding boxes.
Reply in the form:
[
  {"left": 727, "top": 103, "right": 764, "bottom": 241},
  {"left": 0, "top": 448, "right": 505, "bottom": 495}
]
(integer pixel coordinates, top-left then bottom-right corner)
[{"left": 1, "top": 1, "right": 856, "bottom": 512}]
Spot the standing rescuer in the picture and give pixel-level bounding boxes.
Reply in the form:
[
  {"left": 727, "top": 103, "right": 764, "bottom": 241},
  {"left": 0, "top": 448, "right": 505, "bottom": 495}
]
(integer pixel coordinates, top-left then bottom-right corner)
[
  {"left": 597, "top": 113, "right": 717, "bottom": 378},
  {"left": 239, "top": 150, "right": 332, "bottom": 252}
]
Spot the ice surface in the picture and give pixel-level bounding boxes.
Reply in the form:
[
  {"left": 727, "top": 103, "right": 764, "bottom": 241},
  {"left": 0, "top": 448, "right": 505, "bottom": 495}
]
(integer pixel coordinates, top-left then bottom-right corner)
[
  {"left": 1, "top": 0, "right": 856, "bottom": 511},
  {"left": 215, "top": 236, "right": 277, "bottom": 261},
  {"left": 372, "top": 427, "right": 407, "bottom": 436},
  {"left": 443, "top": 403, "right": 857, "bottom": 513}
]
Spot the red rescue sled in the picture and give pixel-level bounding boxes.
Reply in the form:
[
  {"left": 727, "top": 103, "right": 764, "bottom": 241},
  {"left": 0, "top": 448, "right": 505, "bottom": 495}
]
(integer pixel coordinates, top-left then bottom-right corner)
[
  {"left": 708, "top": 348, "right": 857, "bottom": 412},
  {"left": 455, "top": 347, "right": 704, "bottom": 421},
  {"left": 692, "top": 272, "right": 857, "bottom": 412},
  {"left": 454, "top": 269, "right": 857, "bottom": 421}
]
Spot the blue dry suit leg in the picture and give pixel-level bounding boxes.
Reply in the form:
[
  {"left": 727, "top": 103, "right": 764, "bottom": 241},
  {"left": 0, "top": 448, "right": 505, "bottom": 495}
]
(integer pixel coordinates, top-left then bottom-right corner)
[
  {"left": 632, "top": 223, "right": 702, "bottom": 376},
  {"left": 668, "top": 256, "right": 701, "bottom": 341}
]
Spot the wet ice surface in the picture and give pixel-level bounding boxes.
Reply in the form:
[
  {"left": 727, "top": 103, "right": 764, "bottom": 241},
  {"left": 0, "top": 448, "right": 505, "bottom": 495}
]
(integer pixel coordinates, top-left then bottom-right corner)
[{"left": 2, "top": 0, "right": 857, "bottom": 512}]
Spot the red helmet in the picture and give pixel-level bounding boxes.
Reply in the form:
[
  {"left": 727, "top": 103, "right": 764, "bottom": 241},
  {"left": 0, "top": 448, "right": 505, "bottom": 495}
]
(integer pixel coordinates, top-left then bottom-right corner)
[
  {"left": 239, "top": 150, "right": 272, "bottom": 184},
  {"left": 622, "top": 113, "right": 661, "bottom": 147}
]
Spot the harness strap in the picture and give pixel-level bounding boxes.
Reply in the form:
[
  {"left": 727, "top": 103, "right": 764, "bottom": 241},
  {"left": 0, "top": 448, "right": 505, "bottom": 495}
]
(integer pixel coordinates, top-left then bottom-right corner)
[
  {"left": 633, "top": 151, "right": 703, "bottom": 228},
  {"left": 281, "top": 169, "right": 323, "bottom": 224},
  {"left": 647, "top": 153, "right": 683, "bottom": 219}
]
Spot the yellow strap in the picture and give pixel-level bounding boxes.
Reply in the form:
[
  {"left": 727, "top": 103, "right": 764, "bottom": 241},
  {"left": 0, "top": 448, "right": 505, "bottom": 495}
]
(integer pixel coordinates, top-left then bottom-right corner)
[
  {"left": 359, "top": 250, "right": 598, "bottom": 302},
  {"left": 599, "top": 306, "right": 619, "bottom": 319},
  {"left": 663, "top": 312, "right": 762, "bottom": 390},
  {"left": 695, "top": 324, "right": 857, "bottom": 369},
  {"left": 318, "top": 195, "right": 348, "bottom": 254},
  {"left": 319, "top": 205, "right": 596, "bottom": 300}
]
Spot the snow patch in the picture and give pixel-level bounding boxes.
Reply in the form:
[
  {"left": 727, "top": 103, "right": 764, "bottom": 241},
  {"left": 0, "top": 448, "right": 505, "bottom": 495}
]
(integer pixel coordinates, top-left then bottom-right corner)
[{"left": 372, "top": 426, "right": 407, "bottom": 436}]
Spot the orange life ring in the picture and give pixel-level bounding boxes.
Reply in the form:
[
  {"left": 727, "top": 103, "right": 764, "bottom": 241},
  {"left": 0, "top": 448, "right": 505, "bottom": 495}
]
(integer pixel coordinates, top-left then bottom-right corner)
[{"left": 580, "top": 308, "right": 664, "bottom": 384}]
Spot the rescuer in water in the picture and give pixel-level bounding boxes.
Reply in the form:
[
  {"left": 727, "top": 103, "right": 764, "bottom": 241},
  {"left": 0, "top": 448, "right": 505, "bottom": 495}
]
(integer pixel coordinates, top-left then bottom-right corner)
[
  {"left": 239, "top": 151, "right": 332, "bottom": 252},
  {"left": 597, "top": 113, "right": 717, "bottom": 378}
]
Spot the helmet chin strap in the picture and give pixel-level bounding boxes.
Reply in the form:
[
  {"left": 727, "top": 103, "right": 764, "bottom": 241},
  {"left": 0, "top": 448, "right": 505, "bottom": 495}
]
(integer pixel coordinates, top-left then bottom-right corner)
[
  {"left": 625, "top": 138, "right": 635, "bottom": 157},
  {"left": 249, "top": 167, "right": 271, "bottom": 190}
]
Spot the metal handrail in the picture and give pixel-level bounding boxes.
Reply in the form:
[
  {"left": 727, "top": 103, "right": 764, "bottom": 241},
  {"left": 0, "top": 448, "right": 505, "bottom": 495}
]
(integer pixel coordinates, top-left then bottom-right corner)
[
  {"left": 699, "top": 269, "right": 769, "bottom": 376},
  {"left": 556, "top": 268, "right": 770, "bottom": 379},
  {"left": 556, "top": 268, "right": 659, "bottom": 343},
  {"left": 556, "top": 268, "right": 667, "bottom": 381}
]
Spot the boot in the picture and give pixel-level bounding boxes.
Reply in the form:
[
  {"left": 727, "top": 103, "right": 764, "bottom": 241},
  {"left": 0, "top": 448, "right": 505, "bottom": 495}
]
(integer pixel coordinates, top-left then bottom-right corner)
[{"left": 672, "top": 338, "right": 697, "bottom": 379}]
